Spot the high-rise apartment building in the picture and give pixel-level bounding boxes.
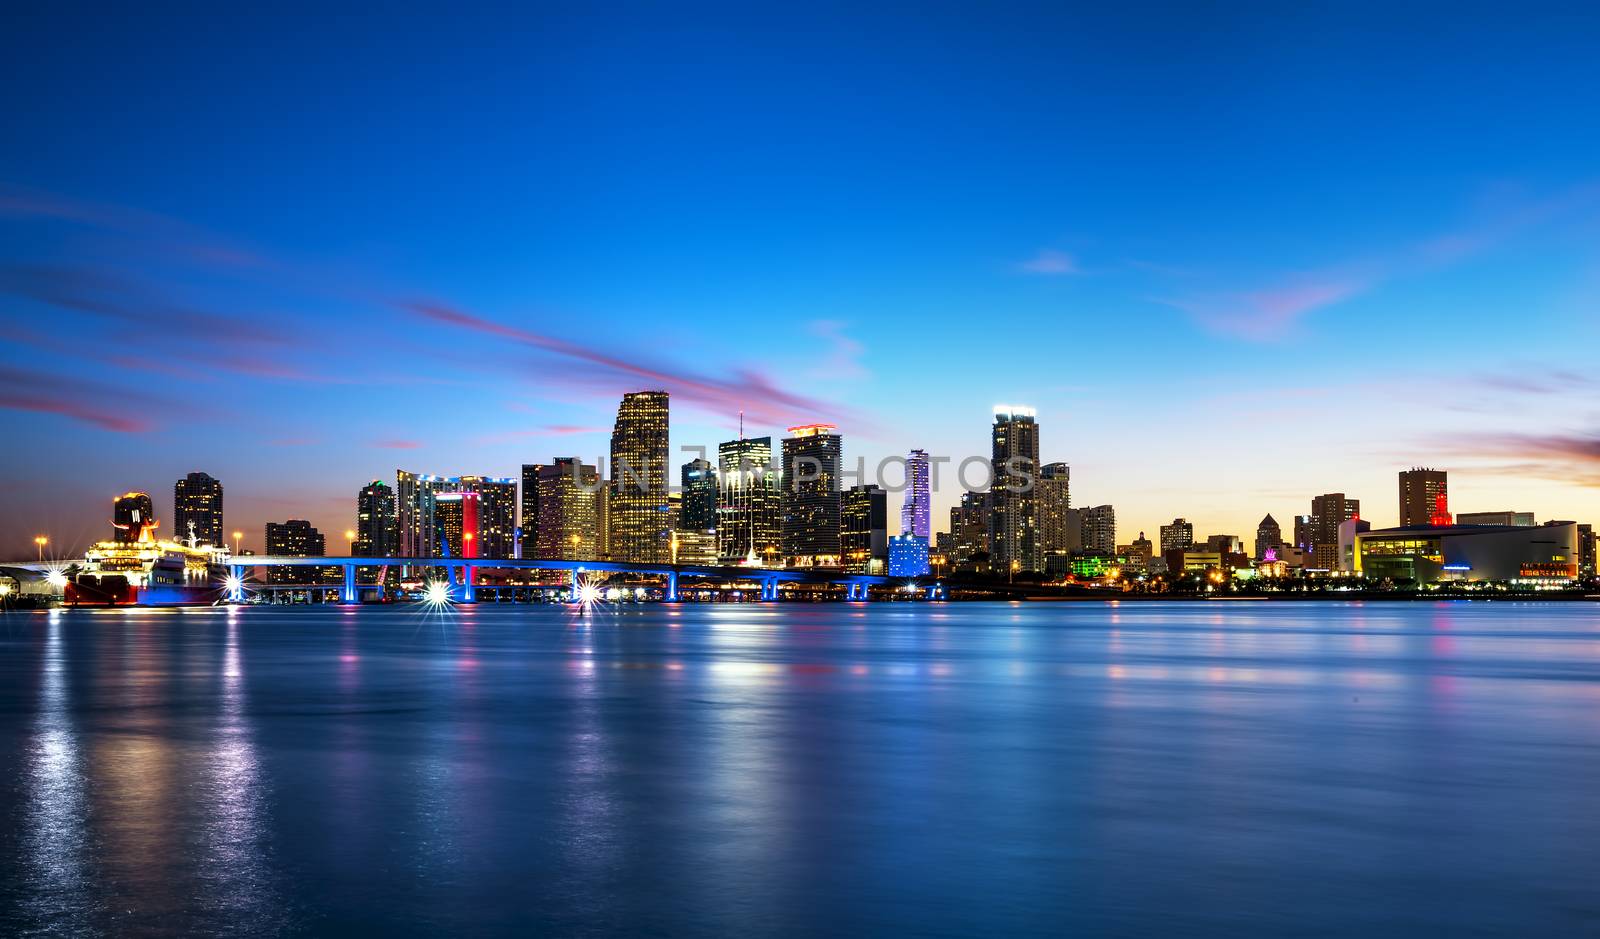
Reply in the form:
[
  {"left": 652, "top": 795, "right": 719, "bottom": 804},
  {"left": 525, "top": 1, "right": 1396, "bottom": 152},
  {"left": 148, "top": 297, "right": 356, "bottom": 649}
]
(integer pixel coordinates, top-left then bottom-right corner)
[
  {"left": 434, "top": 491, "right": 479, "bottom": 558},
  {"left": 456, "top": 475, "right": 517, "bottom": 559},
  {"left": 902, "top": 449, "right": 931, "bottom": 540},
  {"left": 989, "top": 406, "right": 1040, "bottom": 572},
  {"left": 265, "top": 519, "right": 328, "bottom": 585},
  {"left": 609, "top": 391, "right": 671, "bottom": 563},
  {"left": 396, "top": 470, "right": 438, "bottom": 557},
  {"left": 1293, "top": 514, "right": 1315, "bottom": 552},
  {"left": 717, "top": 436, "right": 780, "bottom": 565},
  {"left": 781, "top": 424, "right": 842, "bottom": 566},
  {"left": 1255, "top": 514, "right": 1282, "bottom": 561},
  {"left": 1037, "top": 462, "right": 1073, "bottom": 573},
  {"left": 1080, "top": 504, "right": 1116, "bottom": 554},
  {"left": 519, "top": 463, "right": 543, "bottom": 558},
  {"left": 355, "top": 480, "right": 398, "bottom": 557},
  {"left": 1399, "top": 467, "right": 1449, "bottom": 527},
  {"left": 173, "top": 472, "right": 223, "bottom": 547},
  {"left": 950, "top": 490, "right": 991, "bottom": 566},
  {"left": 841, "top": 484, "right": 888, "bottom": 573},
  {"left": 680, "top": 458, "right": 718, "bottom": 531},
  {"left": 534, "top": 459, "right": 602, "bottom": 560}
]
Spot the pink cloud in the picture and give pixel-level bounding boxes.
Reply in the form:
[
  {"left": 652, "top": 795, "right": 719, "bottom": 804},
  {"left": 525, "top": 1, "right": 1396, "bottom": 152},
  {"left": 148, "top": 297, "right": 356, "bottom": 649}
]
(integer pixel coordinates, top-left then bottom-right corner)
[
  {"left": 0, "top": 366, "right": 159, "bottom": 432},
  {"left": 805, "top": 320, "right": 868, "bottom": 381},
  {"left": 373, "top": 439, "right": 422, "bottom": 450}
]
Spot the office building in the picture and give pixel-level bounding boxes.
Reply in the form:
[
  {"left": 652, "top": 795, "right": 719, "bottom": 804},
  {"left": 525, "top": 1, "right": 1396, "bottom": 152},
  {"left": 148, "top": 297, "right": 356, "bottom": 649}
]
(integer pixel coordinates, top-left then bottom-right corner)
[
  {"left": 434, "top": 491, "right": 479, "bottom": 558},
  {"left": 1579, "top": 524, "right": 1595, "bottom": 579},
  {"left": 718, "top": 436, "right": 780, "bottom": 565},
  {"left": 1456, "top": 511, "right": 1536, "bottom": 527},
  {"left": 1338, "top": 517, "right": 1372, "bottom": 572},
  {"left": 1205, "top": 534, "right": 1243, "bottom": 555},
  {"left": 1080, "top": 504, "right": 1116, "bottom": 554},
  {"left": 888, "top": 534, "right": 930, "bottom": 577},
  {"left": 1310, "top": 493, "right": 1361, "bottom": 570},
  {"left": 453, "top": 476, "right": 516, "bottom": 559},
  {"left": 681, "top": 458, "right": 718, "bottom": 531},
  {"left": 113, "top": 491, "right": 156, "bottom": 542},
  {"left": 950, "top": 490, "right": 991, "bottom": 566},
  {"left": 173, "top": 471, "right": 223, "bottom": 547},
  {"left": 902, "top": 448, "right": 931, "bottom": 539},
  {"left": 989, "top": 405, "right": 1040, "bottom": 572},
  {"left": 1293, "top": 514, "right": 1315, "bottom": 553},
  {"left": 265, "top": 519, "right": 329, "bottom": 585},
  {"left": 609, "top": 390, "right": 671, "bottom": 563},
  {"left": 1399, "top": 467, "right": 1450, "bottom": 527},
  {"left": 355, "top": 480, "right": 398, "bottom": 557},
  {"left": 533, "top": 459, "right": 602, "bottom": 560},
  {"left": 1160, "top": 518, "right": 1194, "bottom": 554},
  {"left": 1119, "top": 532, "right": 1154, "bottom": 574},
  {"left": 519, "top": 463, "right": 543, "bottom": 558},
  {"left": 1255, "top": 514, "right": 1281, "bottom": 561},
  {"left": 781, "top": 423, "right": 843, "bottom": 567},
  {"left": 841, "top": 484, "right": 888, "bottom": 573}
]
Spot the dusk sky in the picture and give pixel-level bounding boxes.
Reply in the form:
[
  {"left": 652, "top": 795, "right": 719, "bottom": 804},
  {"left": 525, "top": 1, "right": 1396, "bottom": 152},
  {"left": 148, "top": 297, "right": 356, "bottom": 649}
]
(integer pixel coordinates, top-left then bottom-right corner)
[{"left": 3, "top": 5, "right": 1600, "bottom": 557}]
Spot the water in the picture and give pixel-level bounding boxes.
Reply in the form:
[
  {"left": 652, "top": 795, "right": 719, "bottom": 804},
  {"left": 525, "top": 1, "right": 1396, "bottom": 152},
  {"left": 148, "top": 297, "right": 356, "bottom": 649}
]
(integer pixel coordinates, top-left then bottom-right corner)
[{"left": 2, "top": 601, "right": 1599, "bottom": 936}]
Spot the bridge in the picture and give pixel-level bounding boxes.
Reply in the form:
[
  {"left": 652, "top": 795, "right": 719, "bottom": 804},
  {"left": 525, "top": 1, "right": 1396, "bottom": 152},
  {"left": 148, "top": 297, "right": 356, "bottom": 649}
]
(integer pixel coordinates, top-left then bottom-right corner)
[{"left": 227, "top": 555, "right": 925, "bottom": 604}]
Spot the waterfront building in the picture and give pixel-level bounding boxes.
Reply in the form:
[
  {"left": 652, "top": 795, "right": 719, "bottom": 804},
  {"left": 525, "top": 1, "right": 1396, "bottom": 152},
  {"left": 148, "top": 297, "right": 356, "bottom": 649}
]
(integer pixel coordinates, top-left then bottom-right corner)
[
  {"left": 1119, "top": 532, "right": 1154, "bottom": 574},
  {"left": 989, "top": 405, "right": 1040, "bottom": 572},
  {"left": 888, "top": 534, "right": 930, "bottom": 577},
  {"left": 609, "top": 391, "right": 671, "bottom": 563},
  {"left": 1338, "top": 517, "right": 1372, "bottom": 571},
  {"left": 455, "top": 476, "right": 516, "bottom": 559},
  {"left": 1581, "top": 524, "right": 1596, "bottom": 579},
  {"left": 1255, "top": 514, "right": 1281, "bottom": 561},
  {"left": 1159, "top": 518, "right": 1194, "bottom": 555},
  {"left": 1037, "top": 462, "right": 1073, "bottom": 573},
  {"left": 841, "top": 484, "right": 888, "bottom": 573},
  {"left": 950, "top": 490, "right": 991, "bottom": 567},
  {"left": 173, "top": 472, "right": 223, "bottom": 547},
  {"left": 355, "top": 480, "right": 398, "bottom": 557},
  {"left": 1399, "top": 467, "right": 1450, "bottom": 527},
  {"left": 265, "top": 519, "right": 331, "bottom": 585},
  {"left": 1080, "top": 504, "right": 1116, "bottom": 554},
  {"left": 434, "top": 491, "right": 479, "bottom": 558},
  {"left": 780, "top": 424, "right": 843, "bottom": 567},
  {"left": 519, "top": 463, "right": 543, "bottom": 558},
  {"left": 902, "top": 448, "right": 931, "bottom": 540},
  {"left": 681, "top": 458, "right": 718, "bottom": 531},
  {"left": 1355, "top": 522, "right": 1580, "bottom": 584},
  {"left": 113, "top": 491, "right": 156, "bottom": 542},
  {"left": 1204, "top": 534, "right": 1243, "bottom": 555},
  {"left": 1310, "top": 493, "right": 1360, "bottom": 570},
  {"left": 534, "top": 459, "right": 602, "bottom": 560},
  {"left": 717, "top": 436, "right": 781, "bottom": 565},
  {"left": 1293, "top": 514, "right": 1315, "bottom": 553},
  {"left": 396, "top": 470, "right": 438, "bottom": 558},
  {"left": 1455, "top": 510, "right": 1536, "bottom": 527}
]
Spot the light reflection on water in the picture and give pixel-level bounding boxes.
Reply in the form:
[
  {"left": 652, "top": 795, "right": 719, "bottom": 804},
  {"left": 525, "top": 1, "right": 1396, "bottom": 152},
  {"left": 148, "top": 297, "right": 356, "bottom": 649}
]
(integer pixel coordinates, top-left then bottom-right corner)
[{"left": 1, "top": 601, "right": 1600, "bottom": 935}]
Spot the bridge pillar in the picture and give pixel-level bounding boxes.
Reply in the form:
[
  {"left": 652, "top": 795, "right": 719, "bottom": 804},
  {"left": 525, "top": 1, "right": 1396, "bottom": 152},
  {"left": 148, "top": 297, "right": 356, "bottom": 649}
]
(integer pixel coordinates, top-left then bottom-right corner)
[
  {"left": 461, "top": 564, "right": 476, "bottom": 604},
  {"left": 341, "top": 562, "right": 359, "bottom": 605},
  {"left": 665, "top": 572, "right": 679, "bottom": 602},
  {"left": 229, "top": 565, "right": 246, "bottom": 603},
  {"left": 925, "top": 583, "right": 941, "bottom": 601},
  {"left": 760, "top": 578, "right": 778, "bottom": 602},
  {"left": 570, "top": 569, "right": 582, "bottom": 604}
]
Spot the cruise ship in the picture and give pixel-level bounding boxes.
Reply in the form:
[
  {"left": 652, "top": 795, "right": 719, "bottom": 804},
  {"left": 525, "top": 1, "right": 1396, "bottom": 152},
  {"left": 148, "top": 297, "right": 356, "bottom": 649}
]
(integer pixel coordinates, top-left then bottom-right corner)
[{"left": 65, "top": 500, "right": 229, "bottom": 607}]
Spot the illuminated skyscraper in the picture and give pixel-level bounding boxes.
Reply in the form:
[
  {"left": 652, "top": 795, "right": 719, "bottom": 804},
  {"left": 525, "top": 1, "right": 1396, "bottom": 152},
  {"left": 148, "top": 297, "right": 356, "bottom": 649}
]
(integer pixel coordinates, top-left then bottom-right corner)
[
  {"left": 1310, "top": 493, "right": 1360, "bottom": 570},
  {"left": 396, "top": 470, "right": 438, "bottom": 558},
  {"left": 781, "top": 424, "right": 842, "bottom": 566},
  {"left": 456, "top": 475, "right": 517, "bottom": 559},
  {"left": 718, "top": 435, "right": 780, "bottom": 565},
  {"left": 434, "top": 491, "right": 479, "bottom": 558},
  {"left": 1037, "top": 462, "right": 1073, "bottom": 573},
  {"left": 888, "top": 534, "right": 930, "bottom": 577},
  {"left": 112, "top": 491, "right": 156, "bottom": 543},
  {"left": 609, "top": 391, "right": 671, "bottom": 563},
  {"left": 841, "top": 484, "right": 888, "bottom": 573},
  {"left": 355, "top": 480, "right": 398, "bottom": 557},
  {"left": 902, "top": 448, "right": 931, "bottom": 540},
  {"left": 950, "top": 490, "right": 991, "bottom": 567},
  {"left": 1160, "top": 518, "right": 1194, "bottom": 554},
  {"left": 535, "top": 459, "right": 602, "bottom": 560},
  {"left": 265, "top": 519, "right": 328, "bottom": 585},
  {"left": 173, "top": 472, "right": 223, "bottom": 547},
  {"left": 1293, "top": 515, "right": 1315, "bottom": 553},
  {"left": 519, "top": 463, "right": 543, "bottom": 558},
  {"left": 680, "top": 458, "right": 718, "bottom": 532},
  {"left": 1255, "top": 514, "right": 1282, "bottom": 561},
  {"left": 989, "top": 406, "right": 1040, "bottom": 572},
  {"left": 1399, "top": 467, "right": 1450, "bottom": 527}
]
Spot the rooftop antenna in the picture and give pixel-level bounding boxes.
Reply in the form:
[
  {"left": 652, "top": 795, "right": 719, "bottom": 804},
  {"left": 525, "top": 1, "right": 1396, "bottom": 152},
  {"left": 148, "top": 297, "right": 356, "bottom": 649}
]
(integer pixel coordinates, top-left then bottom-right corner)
[{"left": 739, "top": 409, "right": 745, "bottom": 440}]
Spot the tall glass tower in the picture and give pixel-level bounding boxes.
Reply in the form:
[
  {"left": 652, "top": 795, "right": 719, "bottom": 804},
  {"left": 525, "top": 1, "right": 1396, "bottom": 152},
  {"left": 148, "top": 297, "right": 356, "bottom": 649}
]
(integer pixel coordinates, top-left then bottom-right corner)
[
  {"left": 609, "top": 391, "right": 671, "bottom": 563},
  {"left": 781, "top": 424, "right": 842, "bottom": 566},
  {"left": 717, "top": 435, "right": 780, "bottom": 565},
  {"left": 989, "top": 406, "right": 1040, "bottom": 572},
  {"left": 901, "top": 448, "right": 931, "bottom": 540},
  {"left": 173, "top": 471, "right": 224, "bottom": 547}
]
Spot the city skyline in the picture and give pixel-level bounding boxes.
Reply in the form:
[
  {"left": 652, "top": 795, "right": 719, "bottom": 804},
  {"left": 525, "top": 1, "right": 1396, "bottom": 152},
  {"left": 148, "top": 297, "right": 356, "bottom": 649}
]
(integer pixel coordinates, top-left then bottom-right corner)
[{"left": 4, "top": 7, "right": 1600, "bottom": 556}]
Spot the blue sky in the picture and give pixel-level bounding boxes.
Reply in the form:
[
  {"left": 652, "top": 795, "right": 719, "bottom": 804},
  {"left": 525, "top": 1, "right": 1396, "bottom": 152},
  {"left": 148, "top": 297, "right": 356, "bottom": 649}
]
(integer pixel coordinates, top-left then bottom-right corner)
[{"left": 3, "top": 4, "right": 1600, "bottom": 556}]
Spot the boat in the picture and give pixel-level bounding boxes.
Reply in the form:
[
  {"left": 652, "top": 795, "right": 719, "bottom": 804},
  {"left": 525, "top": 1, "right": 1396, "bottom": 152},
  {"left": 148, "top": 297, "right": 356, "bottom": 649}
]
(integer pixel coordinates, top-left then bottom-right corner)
[{"left": 65, "top": 518, "right": 228, "bottom": 607}]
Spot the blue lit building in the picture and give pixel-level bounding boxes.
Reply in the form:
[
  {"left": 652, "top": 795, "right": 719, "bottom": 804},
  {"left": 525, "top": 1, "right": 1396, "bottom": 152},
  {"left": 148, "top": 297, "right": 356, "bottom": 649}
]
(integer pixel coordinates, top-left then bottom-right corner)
[{"left": 888, "top": 534, "right": 930, "bottom": 577}]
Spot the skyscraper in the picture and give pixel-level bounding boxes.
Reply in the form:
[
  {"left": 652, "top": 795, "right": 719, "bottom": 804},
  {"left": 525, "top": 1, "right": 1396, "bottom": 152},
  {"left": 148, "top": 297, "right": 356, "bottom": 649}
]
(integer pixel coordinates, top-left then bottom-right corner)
[
  {"left": 396, "top": 470, "right": 438, "bottom": 558},
  {"left": 1310, "top": 493, "right": 1360, "bottom": 570},
  {"left": 520, "top": 463, "right": 543, "bottom": 558},
  {"left": 1160, "top": 518, "right": 1195, "bottom": 554},
  {"left": 265, "top": 519, "right": 327, "bottom": 585},
  {"left": 355, "top": 480, "right": 398, "bottom": 557},
  {"left": 1080, "top": 504, "right": 1116, "bottom": 554},
  {"left": 1255, "top": 514, "right": 1282, "bottom": 561},
  {"left": 535, "top": 459, "right": 602, "bottom": 560},
  {"left": 841, "top": 484, "right": 888, "bottom": 573},
  {"left": 1037, "top": 462, "right": 1073, "bottom": 573},
  {"left": 781, "top": 424, "right": 843, "bottom": 567},
  {"left": 173, "top": 472, "right": 223, "bottom": 547},
  {"left": 434, "top": 491, "right": 479, "bottom": 558},
  {"left": 902, "top": 448, "right": 931, "bottom": 539},
  {"left": 950, "top": 490, "right": 991, "bottom": 566},
  {"left": 1399, "top": 467, "right": 1449, "bottom": 527},
  {"left": 112, "top": 491, "right": 156, "bottom": 543},
  {"left": 1293, "top": 515, "right": 1315, "bottom": 552},
  {"left": 609, "top": 391, "right": 671, "bottom": 563},
  {"left": 457, "top": 475, "right": 517, "bottom": 559},
  {"left": 718, "top": 435, "right": 780, "bottom": 565},
  {"left": 989, "top": 406, "right": 1040, "bottom": 573}
]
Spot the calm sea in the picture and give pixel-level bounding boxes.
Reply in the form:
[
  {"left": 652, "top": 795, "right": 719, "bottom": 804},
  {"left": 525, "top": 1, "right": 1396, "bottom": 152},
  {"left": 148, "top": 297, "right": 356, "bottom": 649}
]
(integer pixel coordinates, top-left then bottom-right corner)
[{"left": 2, "top": 601, "right": 1598, "bottom": 936}]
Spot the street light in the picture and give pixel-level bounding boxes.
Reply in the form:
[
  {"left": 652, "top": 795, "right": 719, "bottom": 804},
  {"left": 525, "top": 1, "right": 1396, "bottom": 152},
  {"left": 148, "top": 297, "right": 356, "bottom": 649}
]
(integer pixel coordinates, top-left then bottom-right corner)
[
  {"left": 232, "top": 531, "right": 243, "bottom": 555},
  {"left": 34, "top": 535, "right": 47, "bottom": 562},
  {"left": 1010, "top": 558, "right": 1019, "bottom": 585},
  {"left": 344, "top": 529, "right": 356, "bottom": 555},
  {"left": 570, "top": 533, "right": 581, "bottom": 560}
]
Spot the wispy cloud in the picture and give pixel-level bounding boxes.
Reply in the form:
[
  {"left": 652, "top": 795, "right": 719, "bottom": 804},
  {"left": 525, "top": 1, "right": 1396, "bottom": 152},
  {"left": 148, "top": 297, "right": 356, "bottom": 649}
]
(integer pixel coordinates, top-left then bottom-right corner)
[
  {"left": 1157, "top": 182, "right": 1600, "bottom": 340},
  {"left": 373, "top": 439, "right": 422, "bottom": 450},
  {"left": 1016, "top": 249, "right": 1079, "bottom": 275},
  {"left": 806, "top": 320, "right": 868, "bottom": 381},
  {"left": 473, "top": 424, "right": 611, "bottom": 445},
  {"left": 0, "top": 365, "right": 160, "bottom": 432}
]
